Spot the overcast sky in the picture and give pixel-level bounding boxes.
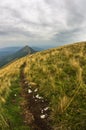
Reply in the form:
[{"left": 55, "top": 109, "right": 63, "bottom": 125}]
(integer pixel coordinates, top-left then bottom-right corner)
[{"left": 0, "top": 0, "right": 86, "bottom": 48}]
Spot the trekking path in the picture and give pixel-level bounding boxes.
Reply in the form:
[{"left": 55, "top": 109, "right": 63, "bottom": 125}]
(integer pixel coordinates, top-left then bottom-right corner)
[{"left": 20, "top": 63, "right": 52, "bottom": 130}]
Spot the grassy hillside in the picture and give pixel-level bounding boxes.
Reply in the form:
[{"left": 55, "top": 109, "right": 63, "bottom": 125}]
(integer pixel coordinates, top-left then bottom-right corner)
[{"left": 0, "top": 42, "right": 86, "bottom": 130}]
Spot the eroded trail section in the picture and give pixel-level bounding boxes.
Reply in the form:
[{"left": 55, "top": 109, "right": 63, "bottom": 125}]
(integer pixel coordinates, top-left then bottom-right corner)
[{"left": 20, "top": 63, "right": 52, "bottom": 130}]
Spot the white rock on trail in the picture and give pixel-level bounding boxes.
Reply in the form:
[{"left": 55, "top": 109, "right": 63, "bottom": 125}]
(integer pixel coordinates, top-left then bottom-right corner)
[
  {"left": 44, "top": 107, "right": 49, "bottom": 111},
  {"left": 41, "top": 110, "right": 44, "bottom": 114},
  {"left": 40, "top": 114, "right": 46, "bottom": 119},
  {"left": 35, "top": 94, "right": 43, "bottom": 99},
  {"left": 28, "top": 89, "right": 32, "bottom": 93},
  {"left": 34, "top": 88, "right": 38, "bottom": 92},
  {"left": 25, "top": 81, "right": 28, "bottom": 84}
]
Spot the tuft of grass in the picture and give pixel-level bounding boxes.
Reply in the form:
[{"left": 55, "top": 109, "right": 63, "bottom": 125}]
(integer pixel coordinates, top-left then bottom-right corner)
[{"left": 4, "top": 78, "right": 30, "bottom": 130}]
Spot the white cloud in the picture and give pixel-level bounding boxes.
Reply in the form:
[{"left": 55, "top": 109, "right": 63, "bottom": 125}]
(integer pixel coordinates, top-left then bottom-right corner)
[{"left": 0, "top": 0, "right": 86, "bottom": 47}]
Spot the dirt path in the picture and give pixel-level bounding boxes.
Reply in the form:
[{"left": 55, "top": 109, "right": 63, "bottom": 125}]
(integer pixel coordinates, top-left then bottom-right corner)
[{"left": 20, "top": 63, "right": 52, "bottom": 130}]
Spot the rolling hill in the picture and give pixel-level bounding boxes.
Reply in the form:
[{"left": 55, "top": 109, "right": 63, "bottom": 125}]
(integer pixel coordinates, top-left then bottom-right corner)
[
  {"left": 0, "top": 42, "right": 86, "bottom": 130},
  {"left": 0, "top": 45, "right": 35, "bottom": 67}
]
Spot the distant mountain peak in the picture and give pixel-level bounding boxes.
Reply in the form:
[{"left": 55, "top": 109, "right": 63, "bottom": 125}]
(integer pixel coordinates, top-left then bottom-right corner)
[{"left": 19, "top": 45, "right": 35, "bottom": 53}]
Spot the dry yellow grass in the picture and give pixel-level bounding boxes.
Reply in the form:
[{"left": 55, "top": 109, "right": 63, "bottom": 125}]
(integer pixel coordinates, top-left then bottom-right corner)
[{"left": 0, "top": 42, "right": 86, "bottom": 130}]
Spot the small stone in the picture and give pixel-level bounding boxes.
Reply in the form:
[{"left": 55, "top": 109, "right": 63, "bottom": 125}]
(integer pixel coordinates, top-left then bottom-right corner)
[
  {"left": 35, "top": 94, "right": 43, "bottom": 99},
  {"left": 40, "top": 115, "right": 46, "bottom": 119},
  {"left": 28, "top": 89, "right": 32, "bottom": 93},
  {"left": 41, "top": 110, "right": 44, "bottom": 114},
  {"left": 34, "top": 88, "right": 38, "bottom": 92},
  {"left": 44, "top": 107, "right": 49, "bottom": 111}
]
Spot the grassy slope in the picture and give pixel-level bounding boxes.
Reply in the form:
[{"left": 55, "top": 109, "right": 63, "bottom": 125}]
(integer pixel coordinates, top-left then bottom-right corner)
[{"left": 0, "top": 42, "right": 86, "bottom": 130}]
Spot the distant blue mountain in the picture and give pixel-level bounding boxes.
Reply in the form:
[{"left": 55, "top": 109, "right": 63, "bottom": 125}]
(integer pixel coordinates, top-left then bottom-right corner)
[
  {"left": 0, "top": 46, "right": 35, "bottom": 67},
  {"left": 0, "top": 47, "right": 21, "bottom": 58},
  {"left": 0, "top": 47, "right": 21, "bottom": 52}
]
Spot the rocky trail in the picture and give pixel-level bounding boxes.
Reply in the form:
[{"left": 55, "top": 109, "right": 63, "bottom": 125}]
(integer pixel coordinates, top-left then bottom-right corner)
[{"left": 20, "top": 63, "right": 52, "bottom": 130}]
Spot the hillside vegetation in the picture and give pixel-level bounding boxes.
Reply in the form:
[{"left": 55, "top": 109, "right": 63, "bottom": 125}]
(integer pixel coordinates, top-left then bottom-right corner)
[{"left": 0, "top": 42, "right": 86, "bottom": 130}]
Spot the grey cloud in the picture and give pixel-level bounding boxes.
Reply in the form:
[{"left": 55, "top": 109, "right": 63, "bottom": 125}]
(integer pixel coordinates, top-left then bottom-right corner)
[
  {"left": 65, "top": 0, "right": 86, "bottom": 27},
  {"left": 1, "top": 6, "right": 52, "bottom": 28},
  {"left": 0, "top": 0, "right": 86, "bottom": 47},
  {"left": 0, "top": 31, "right": 8, "bottom": 36},
  {"left": 53, "top": 27, "right": 86, "bottom": 44},
  {"left": 0, "top": 26, "right": 34, "bottom": 38}
]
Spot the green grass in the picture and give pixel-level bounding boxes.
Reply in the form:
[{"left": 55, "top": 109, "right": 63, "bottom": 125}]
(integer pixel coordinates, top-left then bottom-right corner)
[
  {"left": 3, "top": 78, "right": 30, "bottom": 130},
  {"left": 0, "top": 42, "right": 86, "bottom": 130},
  {"left": 24, "top": 42, "right": 86, "bottom": 130}
]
